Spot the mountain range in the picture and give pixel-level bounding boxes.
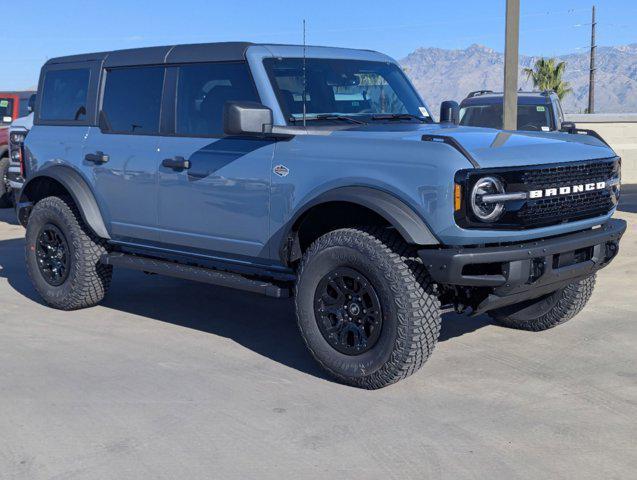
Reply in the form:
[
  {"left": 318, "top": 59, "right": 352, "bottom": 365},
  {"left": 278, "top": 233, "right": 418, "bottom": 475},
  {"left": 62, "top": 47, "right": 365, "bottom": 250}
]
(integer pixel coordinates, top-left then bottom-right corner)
[{"left": 400, "top": 43, "right": 637, "bottom": 115}]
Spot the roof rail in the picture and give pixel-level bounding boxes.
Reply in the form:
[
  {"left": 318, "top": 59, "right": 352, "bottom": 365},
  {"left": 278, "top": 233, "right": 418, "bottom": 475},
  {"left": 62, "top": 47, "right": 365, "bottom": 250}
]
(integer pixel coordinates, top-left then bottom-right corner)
[{"left": 466, "top": 90, "right": 494, "bottom": 98}]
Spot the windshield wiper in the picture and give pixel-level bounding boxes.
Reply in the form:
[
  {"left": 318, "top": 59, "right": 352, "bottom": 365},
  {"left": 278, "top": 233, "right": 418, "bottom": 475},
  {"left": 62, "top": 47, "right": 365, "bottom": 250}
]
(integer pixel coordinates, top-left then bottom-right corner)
[
  {"left": 290, "top": 114, "right": 366, "bottom": 125},
  {"left": 370, "top": 113, "right": 428, "bottom": 123}
]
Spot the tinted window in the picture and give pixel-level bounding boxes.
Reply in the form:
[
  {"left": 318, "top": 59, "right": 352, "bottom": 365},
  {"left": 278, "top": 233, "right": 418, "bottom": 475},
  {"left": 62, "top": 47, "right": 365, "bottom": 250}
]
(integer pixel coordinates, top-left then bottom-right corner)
[
  {"left": 176, "top": 62, "right": 258, "bottom": 136},
  {"left": 40, "top": 69, "right": 90, "bottom": 121},
  {"left": 102, "top": 66, "right": 165, "bottom": 134},
  {"left": 264, "top": 58, "right": 429, "bottom": 123},
  {"left": 459, "top": 103, "right": 553, "bottom": 131},
  {"left": 18, "top": 97, "right": 31, "bottom": 118}
]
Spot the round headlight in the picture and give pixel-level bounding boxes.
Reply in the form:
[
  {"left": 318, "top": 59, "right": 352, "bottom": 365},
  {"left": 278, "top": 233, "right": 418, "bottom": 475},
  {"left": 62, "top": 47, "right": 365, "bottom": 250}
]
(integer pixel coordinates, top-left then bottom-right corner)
[{"left": 471, "top": 176, "right": 505, "bottom": 222}]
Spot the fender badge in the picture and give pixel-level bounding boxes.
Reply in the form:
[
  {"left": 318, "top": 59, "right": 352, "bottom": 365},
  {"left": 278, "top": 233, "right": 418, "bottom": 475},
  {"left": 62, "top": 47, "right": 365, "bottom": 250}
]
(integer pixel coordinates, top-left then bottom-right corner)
[{"left": 273, "top": 164, "right": 290, "bottom": 177}]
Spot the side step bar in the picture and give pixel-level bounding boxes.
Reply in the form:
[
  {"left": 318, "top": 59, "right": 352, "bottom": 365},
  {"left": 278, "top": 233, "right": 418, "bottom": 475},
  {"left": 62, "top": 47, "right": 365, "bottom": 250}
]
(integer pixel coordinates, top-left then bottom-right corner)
[{"left": 101, "top": 253, "right": 290, "bottom": 298}]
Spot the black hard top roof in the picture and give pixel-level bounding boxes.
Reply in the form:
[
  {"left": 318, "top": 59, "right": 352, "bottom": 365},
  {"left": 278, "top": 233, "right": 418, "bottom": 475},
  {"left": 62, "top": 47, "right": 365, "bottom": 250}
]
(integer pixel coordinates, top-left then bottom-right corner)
[
  {"left": 44, "top": 42, "right": 255, "bottom": 68},
  {"left": 460, "top": 90, "right": 556, "bottom": 107}
]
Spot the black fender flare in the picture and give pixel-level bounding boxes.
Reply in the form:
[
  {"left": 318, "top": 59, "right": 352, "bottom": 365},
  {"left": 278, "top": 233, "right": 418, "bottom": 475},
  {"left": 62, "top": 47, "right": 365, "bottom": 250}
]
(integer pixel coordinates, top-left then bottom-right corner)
[
  {"left": 18, "top": 165, "right": 110, "bottom": 239},
  {"left": 280, "top": 186, "right": 439, "bottom": 260}
]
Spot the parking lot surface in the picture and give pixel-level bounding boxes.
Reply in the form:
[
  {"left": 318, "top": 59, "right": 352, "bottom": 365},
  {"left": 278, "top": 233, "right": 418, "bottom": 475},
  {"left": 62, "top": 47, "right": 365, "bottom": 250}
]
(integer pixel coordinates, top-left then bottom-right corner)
[{"left": 1, "top": 195, "right": 635, "bottom": 480}]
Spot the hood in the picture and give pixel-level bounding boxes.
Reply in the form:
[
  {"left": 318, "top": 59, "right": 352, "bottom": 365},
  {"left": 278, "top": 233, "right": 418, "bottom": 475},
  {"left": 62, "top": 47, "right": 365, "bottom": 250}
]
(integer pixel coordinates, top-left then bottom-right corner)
[{"left": 330, "top": 123, "right": 616, "bottom": 168}]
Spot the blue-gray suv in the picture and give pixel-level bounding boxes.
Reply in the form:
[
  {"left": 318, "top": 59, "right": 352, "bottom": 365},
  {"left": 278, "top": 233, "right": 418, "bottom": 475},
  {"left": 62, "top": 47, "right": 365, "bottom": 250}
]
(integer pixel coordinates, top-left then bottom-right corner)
[{"left": 17, "top": 42, "right": 626, "bottom": 388}]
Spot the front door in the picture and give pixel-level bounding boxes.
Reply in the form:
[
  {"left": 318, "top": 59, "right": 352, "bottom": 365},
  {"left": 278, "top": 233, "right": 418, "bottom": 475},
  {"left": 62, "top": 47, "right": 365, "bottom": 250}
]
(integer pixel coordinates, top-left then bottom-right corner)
[{"left": 156, "top": 62, "right": 274, "bottom": 259}]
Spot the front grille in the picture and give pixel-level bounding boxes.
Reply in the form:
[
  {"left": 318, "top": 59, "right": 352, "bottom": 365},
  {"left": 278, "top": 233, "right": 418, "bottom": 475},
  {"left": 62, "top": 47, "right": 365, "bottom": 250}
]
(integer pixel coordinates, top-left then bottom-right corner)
[
  {"left": 522, "top": 161, "right": 615, "bottom": 188},
  {"left": 455, "top": 157, "right": 621, "bottom": 229},
  {"left": 516, "top": 158, "right": 619, "bottom": 226},
  {"left": 518, "top": 189, "right": 614, "bottom": 225}
]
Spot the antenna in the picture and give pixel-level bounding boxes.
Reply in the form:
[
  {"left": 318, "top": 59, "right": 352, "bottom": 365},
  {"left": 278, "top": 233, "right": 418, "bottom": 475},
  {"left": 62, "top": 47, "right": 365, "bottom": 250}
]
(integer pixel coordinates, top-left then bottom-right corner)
[{"left": 302, "top": 19, "right": 307, "bottom": 127}]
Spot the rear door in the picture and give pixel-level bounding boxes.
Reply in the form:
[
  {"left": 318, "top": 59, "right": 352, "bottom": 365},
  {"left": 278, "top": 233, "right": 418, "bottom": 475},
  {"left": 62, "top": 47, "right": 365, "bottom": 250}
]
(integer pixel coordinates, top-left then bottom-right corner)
[
  {"left": 83, "top": 66, "right": 165, "bottom": 242},
  {"left": 28, "top": 62, "right": 98, "bottom": 192},
  {"left": 155, "top": 62, "right": 274, "bottom": 259}
]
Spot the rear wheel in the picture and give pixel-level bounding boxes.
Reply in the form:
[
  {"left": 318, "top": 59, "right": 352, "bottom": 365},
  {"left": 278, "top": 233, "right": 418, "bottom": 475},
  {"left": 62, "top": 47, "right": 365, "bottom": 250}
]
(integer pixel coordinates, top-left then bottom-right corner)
[
  {"left": 25, "top": 196, "right": 112, "bottom": 310},
  {"left": 295, "top": 227, "right": 442, "bottom": 389},
  {"left": 490, "top": 275, "right": 596, "bottom": 331},
  {"left": 0, "top": 157, "right": 12, "bottom": 208}
]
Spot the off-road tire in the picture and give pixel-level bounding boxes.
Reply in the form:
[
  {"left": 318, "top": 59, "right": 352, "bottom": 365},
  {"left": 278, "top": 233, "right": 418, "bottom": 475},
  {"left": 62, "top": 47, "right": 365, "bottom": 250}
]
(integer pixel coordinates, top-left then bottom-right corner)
[
  {"left": 0, "top": 156, "right": 12, "bottom": 208},
  {"left": 25, "top": 196, "right": 112, "bottom": 310},
  {"left": 295, "top": 227, "right": 442, "bottom": 389},
  {"left": 490, "top": 275, "right": 596, "bottom": 331}
]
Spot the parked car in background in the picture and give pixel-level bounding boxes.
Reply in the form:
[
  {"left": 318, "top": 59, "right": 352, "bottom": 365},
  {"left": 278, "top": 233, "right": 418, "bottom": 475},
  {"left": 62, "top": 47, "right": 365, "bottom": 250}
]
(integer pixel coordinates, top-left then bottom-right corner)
[
  {"left": 0, "top": 127, "right": 9, "bottom": 206},
  {"left": 0, "top": 92, "right": 35, "bottom": 207},
  {"left": 16, "top": 42, "right": 625, "bottom": 389},
  {"left": 5, "top": 113, "right": 34, "bottom": 206},
  {"left": 458, "top": 90, "right": 566, "bottom": 132},
  {"left": 0, "top": 91, "right": 36, "bottom": 126}
]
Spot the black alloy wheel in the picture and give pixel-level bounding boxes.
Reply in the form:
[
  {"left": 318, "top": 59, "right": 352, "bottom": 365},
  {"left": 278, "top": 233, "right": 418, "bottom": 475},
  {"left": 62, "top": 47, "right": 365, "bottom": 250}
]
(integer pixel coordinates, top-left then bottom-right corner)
[
  {"left": 35, "top": 223, "right": 70, "bottom": 286},
  {"left": 314, "top": 267, "right": 383, "bottom": 355}
]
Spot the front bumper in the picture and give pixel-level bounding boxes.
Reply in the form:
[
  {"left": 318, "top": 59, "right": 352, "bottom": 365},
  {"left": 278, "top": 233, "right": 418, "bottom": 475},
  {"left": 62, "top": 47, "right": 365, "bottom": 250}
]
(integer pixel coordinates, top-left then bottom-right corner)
[{"left": 419, "top": 219, "right": 627, "bottom": 315}]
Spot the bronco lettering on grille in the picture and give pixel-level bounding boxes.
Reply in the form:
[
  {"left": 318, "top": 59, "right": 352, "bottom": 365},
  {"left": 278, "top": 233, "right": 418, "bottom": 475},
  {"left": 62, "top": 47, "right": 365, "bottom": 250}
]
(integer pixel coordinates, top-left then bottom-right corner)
[{"left": 529, "top": 181, "right": 606, "bottom": 199}]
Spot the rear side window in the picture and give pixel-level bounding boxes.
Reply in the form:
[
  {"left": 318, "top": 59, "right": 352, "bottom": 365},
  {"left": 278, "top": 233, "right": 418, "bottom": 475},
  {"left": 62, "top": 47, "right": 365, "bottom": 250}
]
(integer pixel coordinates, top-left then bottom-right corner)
[
  {"left": 176, "top": 62, "right": 258, "bottom": 136},
  {"left": 40, "top": 69, "right": 90, "bottom": 122},
  {"left": 102, "top": 66, "right": 165, "bottom": 134}
]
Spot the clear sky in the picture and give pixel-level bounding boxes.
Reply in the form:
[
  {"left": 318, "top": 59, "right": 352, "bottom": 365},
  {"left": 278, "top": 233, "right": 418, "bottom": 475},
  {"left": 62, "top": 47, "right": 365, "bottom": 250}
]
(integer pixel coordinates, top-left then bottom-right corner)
[{"left": 2, "top": 0, "right": 635, "bottom": 90}]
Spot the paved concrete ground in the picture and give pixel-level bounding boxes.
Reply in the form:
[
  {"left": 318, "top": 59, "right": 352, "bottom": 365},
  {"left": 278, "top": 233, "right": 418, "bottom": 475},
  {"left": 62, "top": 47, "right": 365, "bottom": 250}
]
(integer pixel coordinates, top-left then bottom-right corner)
[{"left": 0, "top": 195, "right": 635, "bottom": 480}]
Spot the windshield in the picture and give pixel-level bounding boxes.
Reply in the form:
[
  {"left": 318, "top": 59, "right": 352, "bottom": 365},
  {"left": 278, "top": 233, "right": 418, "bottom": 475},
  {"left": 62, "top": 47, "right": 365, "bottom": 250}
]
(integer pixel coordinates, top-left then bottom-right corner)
[
  {"left": 264, "top": 58, "right": 431, "bottom": 124},
  {"left": 0, "top": 98, "right": 14, "bottom": 124},
  {"left": 459, "top": 103, "right": 554, "bottom": 131}
]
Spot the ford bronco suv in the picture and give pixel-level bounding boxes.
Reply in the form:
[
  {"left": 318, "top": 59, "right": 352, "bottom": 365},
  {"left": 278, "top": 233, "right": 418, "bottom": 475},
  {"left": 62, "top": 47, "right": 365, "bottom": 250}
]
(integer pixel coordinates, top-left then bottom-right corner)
[
  {"left": 459, "top": 90, "right": 570, "bottom": 132},
  {"left": 17, "top": 42, "right": 625, "bottom": 389}
]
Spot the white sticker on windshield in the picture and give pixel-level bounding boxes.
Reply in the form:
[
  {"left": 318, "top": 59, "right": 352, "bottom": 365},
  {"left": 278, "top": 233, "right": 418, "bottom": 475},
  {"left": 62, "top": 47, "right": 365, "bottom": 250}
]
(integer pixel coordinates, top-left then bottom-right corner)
[
  {"left": 2, "top": 116, "right": 12, "bottom": 123},
  {"left": 536, "top": 106, "right": 546, "bottom": 112},
  {"left": 541, "top": 126, "right": 550, "bottom": 131}
]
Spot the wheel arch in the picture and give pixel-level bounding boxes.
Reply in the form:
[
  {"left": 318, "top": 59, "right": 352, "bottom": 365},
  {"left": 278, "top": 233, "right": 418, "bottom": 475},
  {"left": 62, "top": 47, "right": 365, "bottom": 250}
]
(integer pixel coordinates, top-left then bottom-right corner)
[
  {"left": 17, "top": 166, "right": 110, "bottom": 239},
  {"left": 279, "top": 186, "right": 438, "bottom": 264}
]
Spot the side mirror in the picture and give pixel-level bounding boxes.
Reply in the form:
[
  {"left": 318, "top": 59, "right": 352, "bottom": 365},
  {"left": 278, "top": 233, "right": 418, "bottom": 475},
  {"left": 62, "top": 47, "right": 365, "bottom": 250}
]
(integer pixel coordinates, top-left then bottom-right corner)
[
  {"left": 224, "top": 101, "right": 273, "bottom": 136},
  {"left": 440, "top": 100, "right": 459, "bottom": 124},
  {"left": 27, "top": 94, "right": 36, "bottom": 114},
  {"left": 560, "top": 121, "right": 576, "bottom": 132}
]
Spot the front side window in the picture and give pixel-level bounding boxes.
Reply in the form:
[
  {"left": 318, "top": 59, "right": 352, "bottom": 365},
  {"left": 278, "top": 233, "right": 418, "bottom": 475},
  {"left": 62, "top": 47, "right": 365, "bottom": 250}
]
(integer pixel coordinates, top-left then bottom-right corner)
[
  {"left": 176, "top": 62, "right": 259, "bottom": 136},
  {"left": 39, "top": 69, "right": 90, "bottom": 122},
  {"left": 264, "top": 58, "right": 430, "bottom": 123},
  {"left": 0, "top": 98, "right": 14, "bottom": 124},
  {"left": 459, "top": 103, "right": 554, "bottom": 131},
  {"left": 102, "top": 66, "right": 165, "bottom": 134}
]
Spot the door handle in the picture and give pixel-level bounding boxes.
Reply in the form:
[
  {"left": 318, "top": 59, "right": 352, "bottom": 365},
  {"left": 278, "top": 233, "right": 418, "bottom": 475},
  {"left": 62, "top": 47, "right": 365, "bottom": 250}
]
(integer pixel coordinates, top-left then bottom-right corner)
[
  {"left": 162, "top": 156, "right": 191, "bottom": 170},
  {"left": 85, "top": 151, "right": 109, "bottom": 164}
]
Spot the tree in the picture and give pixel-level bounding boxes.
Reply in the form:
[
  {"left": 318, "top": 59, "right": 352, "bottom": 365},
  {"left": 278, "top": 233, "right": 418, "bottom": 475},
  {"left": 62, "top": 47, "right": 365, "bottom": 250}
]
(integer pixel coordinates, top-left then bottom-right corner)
[{"left": 523, "top": 58, "right": 573, "bottom": 100}]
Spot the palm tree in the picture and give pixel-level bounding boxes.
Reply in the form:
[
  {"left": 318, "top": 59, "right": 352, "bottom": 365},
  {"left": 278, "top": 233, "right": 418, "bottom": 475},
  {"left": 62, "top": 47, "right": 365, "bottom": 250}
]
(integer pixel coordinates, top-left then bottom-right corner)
[{"left": 523, "top": 58, "right": 573, "bottom": 100}]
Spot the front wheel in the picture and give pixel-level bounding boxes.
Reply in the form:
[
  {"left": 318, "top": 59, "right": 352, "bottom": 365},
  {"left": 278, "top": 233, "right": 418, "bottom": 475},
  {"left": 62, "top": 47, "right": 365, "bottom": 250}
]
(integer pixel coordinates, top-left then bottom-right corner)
[
  {"left": 490, "top": 275, "right": 596, "bottom": 331},
  {"left": 294, "top": 227, "right": 442, "bottom": 389}
]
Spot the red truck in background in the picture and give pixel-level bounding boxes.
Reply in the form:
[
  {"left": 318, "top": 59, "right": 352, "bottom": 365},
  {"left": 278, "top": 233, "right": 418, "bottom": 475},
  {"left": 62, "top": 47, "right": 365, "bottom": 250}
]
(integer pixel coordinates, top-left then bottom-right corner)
[
  {"left": 1, "top": 91, "right": 36, "bottom": 207},
  {"left": 0, "top": 91, "right": 35, "bottom": 126}
]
